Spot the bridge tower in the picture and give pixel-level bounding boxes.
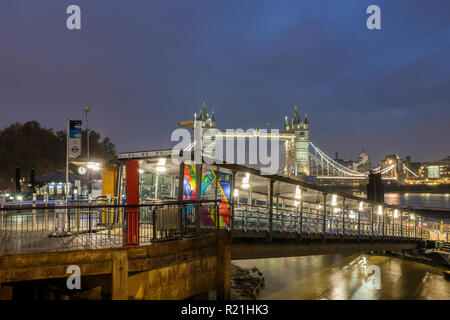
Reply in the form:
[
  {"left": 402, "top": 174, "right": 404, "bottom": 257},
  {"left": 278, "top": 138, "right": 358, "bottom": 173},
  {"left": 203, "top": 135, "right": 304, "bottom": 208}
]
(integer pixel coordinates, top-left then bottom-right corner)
[
  {"left": 194, "top": 102, "right": 216, "bottom": 159},
  {"left": 284, "top": 106, "right": 310, "bottom": 176}
]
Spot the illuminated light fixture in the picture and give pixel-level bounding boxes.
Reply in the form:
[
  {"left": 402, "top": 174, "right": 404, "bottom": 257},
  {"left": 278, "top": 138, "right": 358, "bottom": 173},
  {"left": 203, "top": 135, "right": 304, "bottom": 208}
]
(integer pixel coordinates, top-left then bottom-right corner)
[
  {"left": 334, "top": 207, "right": 339, "bottom": 213},
  {"left": 358, "top": 201, "right": 364, "bottom": 211},
  {"left": 5, "top": 193, "right": 9, "bottom": 197},
  {"left": 410, "top": 215, "right": 415, "bottom": 220},
  {"left": 393, "top": 209, "right": 398, "bottom": 218},
  {"left": 17, "top": 195, "right": 23, "bottom": 201},
  {"left": 78, "top": 166, "right": 87, "bottom": 175},
  {"left": 295, "top": 186, "right": 302, "bottom": 199},
  {"left": 378, "top": 205, "right": 383, "bottom": 215},
  {"left": 294, "top": 200, "right": 299, "bottom": 207},
  {"left": 87, "top": 162, "right": 101, "bottom": 171},
  {"left": 318, "top": 204, "right": 322, "bottom": 210},
  {"left": 157, "top": 158, "right": 166, "bottom": 166},
  {"left": 156, "top": 158, "right": 166, "bottom": 172},
  {"left": 138, "top": 169, "right": 145, "bottom": 174},
  {"left": 242, "top": 173, "right": 250, "bottom": 189},
  {"left": 331, "top": 194, "right": 337, "bottom": 206},
  {"left": 233, "top": 188, "right": 239, "bottom": 197}
]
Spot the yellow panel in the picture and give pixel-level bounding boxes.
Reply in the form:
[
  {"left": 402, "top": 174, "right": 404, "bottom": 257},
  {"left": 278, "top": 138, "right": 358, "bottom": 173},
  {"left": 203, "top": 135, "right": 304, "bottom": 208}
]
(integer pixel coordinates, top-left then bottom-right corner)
[{"left": 102, "top": 163, "right": 118, "bottom": 198}]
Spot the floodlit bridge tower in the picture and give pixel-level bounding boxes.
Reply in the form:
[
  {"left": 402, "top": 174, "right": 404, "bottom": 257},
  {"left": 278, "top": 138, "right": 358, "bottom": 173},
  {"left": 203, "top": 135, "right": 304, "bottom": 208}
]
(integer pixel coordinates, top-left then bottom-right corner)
[
  {"left": 284, "top": 106, "right": 310, "bottom": 176},
  {"left": 193, "top": 102, "right": 216, "bottom": 159}
]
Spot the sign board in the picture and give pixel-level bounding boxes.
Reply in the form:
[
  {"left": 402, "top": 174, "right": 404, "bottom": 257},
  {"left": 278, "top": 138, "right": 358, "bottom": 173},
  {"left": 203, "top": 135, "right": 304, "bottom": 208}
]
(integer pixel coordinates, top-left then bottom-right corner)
[
  {"left": 117, "top": 149, "right": 172, "bottom": 160},
  {"left": 69, "top": 120, "right": 82, "bottom": 158}
]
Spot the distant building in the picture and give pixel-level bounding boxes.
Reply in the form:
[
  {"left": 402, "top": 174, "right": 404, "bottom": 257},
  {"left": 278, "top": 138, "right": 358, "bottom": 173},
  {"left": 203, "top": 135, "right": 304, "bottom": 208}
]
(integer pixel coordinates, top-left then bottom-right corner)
[
  {"left": 418, "top": 156, "right": 450, "bottom": 182},
  {"left": 356, "top": 150, "right": 374, "bottom": 173},
  {"left": 333, "top": 150, "right": 373, "bottom": 173}
]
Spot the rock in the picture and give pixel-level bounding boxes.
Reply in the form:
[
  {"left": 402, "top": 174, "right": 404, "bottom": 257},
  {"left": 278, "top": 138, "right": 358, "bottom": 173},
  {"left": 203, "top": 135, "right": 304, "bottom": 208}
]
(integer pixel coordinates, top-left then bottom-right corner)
[{"left": 231, "top": 264, "right": 265, "bottom": 300}]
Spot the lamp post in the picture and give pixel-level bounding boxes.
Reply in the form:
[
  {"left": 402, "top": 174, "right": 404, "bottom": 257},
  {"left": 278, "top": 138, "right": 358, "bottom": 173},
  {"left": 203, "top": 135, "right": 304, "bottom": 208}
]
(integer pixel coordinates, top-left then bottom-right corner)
[
  {"left": 84, "top": 106, "right": 91, "bottom": 197},
  {"left": 84, "top": 106, "right": 90, "bottom": 160}
]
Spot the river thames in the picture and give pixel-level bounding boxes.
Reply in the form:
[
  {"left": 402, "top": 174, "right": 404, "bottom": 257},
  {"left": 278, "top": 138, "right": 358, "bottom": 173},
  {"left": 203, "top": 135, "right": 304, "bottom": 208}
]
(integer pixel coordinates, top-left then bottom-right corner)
[{"left": 234, "top": 193, "right": 450, "bottom": 300}]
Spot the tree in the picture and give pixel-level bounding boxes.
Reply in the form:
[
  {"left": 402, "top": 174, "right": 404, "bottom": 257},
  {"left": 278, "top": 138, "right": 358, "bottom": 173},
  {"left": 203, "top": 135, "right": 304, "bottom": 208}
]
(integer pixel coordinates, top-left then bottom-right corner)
[{"left": 0, "top": 121, "right": 117, "bottom": 189}]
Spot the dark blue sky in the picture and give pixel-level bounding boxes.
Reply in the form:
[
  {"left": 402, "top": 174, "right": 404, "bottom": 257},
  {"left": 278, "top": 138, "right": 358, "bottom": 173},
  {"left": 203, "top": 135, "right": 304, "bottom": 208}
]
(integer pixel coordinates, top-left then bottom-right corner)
[{"left": 1, "top": 0, "right": 449, "bottom": 163}]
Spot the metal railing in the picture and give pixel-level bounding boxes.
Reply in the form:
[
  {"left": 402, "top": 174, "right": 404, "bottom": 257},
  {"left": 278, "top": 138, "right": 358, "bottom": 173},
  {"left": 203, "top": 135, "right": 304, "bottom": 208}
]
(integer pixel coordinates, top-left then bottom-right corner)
[
  {"left": 0, "top": 200, "right": 218, "bottom": 255},
  {"left": 0, "top": 200, "right": 426, "bottom": 255},
  {"left": 232, "top": 203, "right": 424, "bottom": 238}
]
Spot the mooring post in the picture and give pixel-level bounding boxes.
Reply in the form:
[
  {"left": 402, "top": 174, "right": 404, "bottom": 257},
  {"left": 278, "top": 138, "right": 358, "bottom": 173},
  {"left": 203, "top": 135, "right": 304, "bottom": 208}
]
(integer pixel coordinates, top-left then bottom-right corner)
[
  {"left": 216, "top": 235, "right": 231, "bottom": 300},
  {"left": 112, "top": 251, "right": 128, "bottom": 300}
]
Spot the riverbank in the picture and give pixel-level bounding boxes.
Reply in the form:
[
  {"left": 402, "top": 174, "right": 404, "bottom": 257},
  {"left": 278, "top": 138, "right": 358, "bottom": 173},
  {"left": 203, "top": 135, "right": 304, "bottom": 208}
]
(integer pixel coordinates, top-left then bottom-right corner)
[
  {"left": 369, "top": 248, "right": 450, "bottom": 270},
  {"left": 234, "top": 250, "right": 450, "bottom": 299}
]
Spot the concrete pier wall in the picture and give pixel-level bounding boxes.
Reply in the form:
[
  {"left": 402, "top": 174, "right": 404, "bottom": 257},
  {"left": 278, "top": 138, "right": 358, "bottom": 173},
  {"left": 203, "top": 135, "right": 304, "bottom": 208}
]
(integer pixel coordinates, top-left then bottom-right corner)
[{"left": 0, "top": 234, "right": 231, "bottom": 300}]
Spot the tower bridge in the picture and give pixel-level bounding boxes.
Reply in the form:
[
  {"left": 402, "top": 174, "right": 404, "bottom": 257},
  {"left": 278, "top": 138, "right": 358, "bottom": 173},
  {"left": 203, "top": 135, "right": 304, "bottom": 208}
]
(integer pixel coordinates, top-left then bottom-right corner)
[{"left": 187, "top": 103, "right": 408, "bottom": 182}]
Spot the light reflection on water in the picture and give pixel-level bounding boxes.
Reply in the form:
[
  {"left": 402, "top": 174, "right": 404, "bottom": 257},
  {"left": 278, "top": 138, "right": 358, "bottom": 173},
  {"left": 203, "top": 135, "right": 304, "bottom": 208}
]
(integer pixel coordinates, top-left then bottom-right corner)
[
  {"left": 384, "top": 192, "right": 450, "bottom": 209},
  {"left": 234, "top": 254, "right": 450, "bottom": 300}
]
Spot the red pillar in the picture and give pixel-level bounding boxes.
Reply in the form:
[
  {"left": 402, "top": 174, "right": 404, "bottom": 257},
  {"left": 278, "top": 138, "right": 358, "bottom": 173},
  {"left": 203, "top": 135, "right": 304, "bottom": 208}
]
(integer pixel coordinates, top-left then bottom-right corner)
[{"left": 124, "top": 160, "right": 139, "bottom": 246}]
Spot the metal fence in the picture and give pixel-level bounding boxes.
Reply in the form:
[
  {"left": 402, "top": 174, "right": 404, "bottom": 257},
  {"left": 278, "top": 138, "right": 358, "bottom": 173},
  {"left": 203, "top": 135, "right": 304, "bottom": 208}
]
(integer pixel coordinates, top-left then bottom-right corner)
[
  {"left": 0, "top": 200, "right": 218, "bottom": 255},
  {"left": 0, "top": 199, "right": 427, "bottom": 255},
  {"left": 232, "top": 203, "right": 424, "bottom": 238}
]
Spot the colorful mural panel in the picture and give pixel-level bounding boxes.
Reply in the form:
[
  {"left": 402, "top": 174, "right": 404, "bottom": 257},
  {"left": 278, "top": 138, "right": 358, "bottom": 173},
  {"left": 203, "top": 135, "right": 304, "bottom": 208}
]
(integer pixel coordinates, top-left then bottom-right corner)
[{"left": 182, "top": 166, "right": 232, "bottom": 228}]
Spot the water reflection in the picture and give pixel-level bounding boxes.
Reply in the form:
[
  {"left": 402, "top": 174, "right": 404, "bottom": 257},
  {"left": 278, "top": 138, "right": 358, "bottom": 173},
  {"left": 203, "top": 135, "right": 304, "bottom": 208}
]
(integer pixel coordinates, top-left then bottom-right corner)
[
  {"left": 234, "top": 254, "right": 450, "bottom": 300},
  {"left": 385, "top": 193, "right": 450, "bottom": 209}
]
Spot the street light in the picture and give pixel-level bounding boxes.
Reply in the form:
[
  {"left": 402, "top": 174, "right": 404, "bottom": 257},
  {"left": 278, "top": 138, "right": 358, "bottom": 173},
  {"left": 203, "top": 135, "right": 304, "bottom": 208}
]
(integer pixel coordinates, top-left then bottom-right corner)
[
  {"left": 156, "top": 158, "right": 166, "bottom": 172},
  {"left": 84, "top": 106, "right": 91, "bottom": 197},
  {"left": 84, "top": 106, "right": 91, "bottom": 160}
]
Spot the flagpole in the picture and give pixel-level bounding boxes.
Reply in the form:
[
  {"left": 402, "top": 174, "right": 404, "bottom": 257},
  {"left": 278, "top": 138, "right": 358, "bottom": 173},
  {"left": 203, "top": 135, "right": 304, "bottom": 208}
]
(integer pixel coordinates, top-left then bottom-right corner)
[{"left": 66, "top": 118, "right": 69, "bottom": 202}]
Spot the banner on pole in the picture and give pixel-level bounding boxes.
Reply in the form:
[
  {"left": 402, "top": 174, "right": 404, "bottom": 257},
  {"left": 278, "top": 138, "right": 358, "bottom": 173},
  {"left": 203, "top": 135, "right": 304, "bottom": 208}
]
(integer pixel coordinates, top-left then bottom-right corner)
[{"left": 69, "top": 120, "right": 82, "bottom": 158}]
